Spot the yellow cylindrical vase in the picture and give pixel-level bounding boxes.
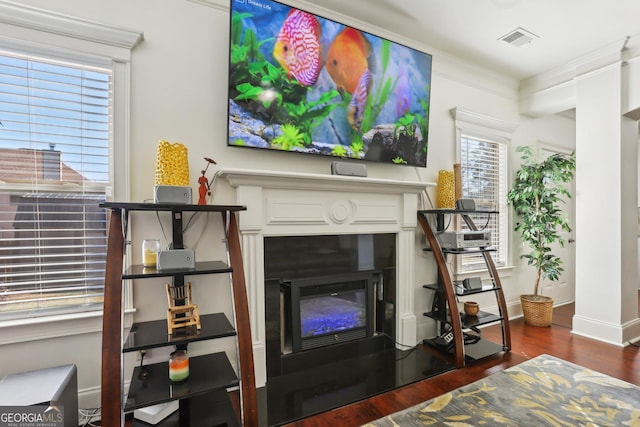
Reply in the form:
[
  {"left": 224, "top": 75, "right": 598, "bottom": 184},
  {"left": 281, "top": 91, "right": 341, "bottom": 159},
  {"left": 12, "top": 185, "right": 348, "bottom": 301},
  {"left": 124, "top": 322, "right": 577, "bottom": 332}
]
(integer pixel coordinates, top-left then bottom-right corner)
[
  {"left": 155, "top": 140, "right": 190, "bottom": 186},
  {"left": 437, "top": 170, "right": 455, "bottom": 209}
]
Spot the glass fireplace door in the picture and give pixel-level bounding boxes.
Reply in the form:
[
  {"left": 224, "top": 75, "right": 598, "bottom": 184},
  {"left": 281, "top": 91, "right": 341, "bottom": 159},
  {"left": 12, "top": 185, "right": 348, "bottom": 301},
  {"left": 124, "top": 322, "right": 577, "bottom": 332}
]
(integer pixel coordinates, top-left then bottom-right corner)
[{"left": 283, "top": 272, "right": 377, "bottom": 352}]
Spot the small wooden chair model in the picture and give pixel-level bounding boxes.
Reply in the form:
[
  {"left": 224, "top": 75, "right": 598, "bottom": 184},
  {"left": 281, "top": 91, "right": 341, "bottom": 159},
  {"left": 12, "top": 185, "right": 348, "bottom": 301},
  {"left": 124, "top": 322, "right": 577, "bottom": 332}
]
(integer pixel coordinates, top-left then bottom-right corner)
[{"left": 166, "top": 282, "right": 202, "bottom": 334}]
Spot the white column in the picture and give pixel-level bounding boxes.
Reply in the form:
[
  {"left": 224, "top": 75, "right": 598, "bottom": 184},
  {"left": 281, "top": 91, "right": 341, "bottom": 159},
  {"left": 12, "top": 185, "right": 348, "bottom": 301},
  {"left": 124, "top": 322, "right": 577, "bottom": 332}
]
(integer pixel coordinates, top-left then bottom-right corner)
[
  {"left": 396, "top": 228, "right": 417, "bottom": 347},
  {"left": 240, "top": 230, "right": 266, "bottom": 386},
  {"left": 234, "top": 184, "right": 268, "bottom": 386},
  {"left": 573, "top": 61, "right": 640, "bottom": 344},
  {"left": 398, "top": 192, "right": 420, "bottom": 346}
]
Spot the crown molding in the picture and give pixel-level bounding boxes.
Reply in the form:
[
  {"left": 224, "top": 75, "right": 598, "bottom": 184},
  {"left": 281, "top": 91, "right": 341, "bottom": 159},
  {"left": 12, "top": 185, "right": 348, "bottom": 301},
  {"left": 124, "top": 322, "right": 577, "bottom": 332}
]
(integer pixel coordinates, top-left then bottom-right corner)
[
  {"left": 0, "top": 0, "right": 143, "bottom": 50},
  {"left": 186, "top": 0, "right": 228, "bottom": 12},
  {"left": 450, "top": 108, "right": 518, "bottom": 134}
]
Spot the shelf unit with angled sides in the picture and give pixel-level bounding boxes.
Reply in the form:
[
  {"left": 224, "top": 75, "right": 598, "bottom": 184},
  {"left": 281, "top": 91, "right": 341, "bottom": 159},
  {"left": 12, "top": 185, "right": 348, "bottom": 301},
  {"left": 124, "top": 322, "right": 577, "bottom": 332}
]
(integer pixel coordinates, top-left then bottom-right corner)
[
  {"left": 99, "top": 202, "right": 257, "bottom": 426},
  {"left": 417, "top": 209, "right": 511, "bottom": 368}
]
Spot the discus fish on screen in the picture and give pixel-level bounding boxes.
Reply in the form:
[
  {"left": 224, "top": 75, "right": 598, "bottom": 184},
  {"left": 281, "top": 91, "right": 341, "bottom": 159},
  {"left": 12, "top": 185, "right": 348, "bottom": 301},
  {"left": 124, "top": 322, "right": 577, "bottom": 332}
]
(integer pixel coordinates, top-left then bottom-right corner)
[
  {"left": 347, "top": 69, "right": 373, "bottom": 131},
  {"left": 273, "top": 9, "right": 322, "bottom": 86},
  {"left": 326, "top": 27, "right": 372, "bottom": 94}
]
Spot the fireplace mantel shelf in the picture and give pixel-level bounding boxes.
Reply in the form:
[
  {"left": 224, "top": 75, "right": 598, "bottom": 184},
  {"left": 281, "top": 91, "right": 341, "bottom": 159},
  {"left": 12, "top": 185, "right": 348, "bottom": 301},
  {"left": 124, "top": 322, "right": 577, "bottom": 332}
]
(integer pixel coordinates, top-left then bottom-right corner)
[{"left": 219, "top": 168, "right": 435, "bottom": 194}]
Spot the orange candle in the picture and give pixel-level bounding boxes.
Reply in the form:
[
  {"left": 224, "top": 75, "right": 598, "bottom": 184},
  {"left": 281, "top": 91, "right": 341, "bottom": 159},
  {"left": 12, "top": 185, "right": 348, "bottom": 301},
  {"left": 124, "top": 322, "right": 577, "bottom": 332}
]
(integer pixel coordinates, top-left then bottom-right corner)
[{"left": 169, "top": 350, "right": 189, "bottom": 382}]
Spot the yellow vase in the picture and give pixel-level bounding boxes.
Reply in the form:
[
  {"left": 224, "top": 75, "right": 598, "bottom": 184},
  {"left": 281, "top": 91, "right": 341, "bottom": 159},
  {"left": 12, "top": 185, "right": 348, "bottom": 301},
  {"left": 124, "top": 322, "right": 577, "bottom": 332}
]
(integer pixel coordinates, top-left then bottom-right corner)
[
  {"left": 155, "top": 140, "right": 190, "bottom": 186},
  {"left": 437, "top": 170, "right": 455, "bottom": 209}
]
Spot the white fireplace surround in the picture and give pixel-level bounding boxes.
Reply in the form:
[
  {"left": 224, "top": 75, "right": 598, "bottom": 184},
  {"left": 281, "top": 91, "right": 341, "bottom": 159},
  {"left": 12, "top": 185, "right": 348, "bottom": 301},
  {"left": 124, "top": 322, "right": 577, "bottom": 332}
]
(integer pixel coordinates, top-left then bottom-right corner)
[{"left": 220, "top": 168, "right": 434, "bottom": 387}]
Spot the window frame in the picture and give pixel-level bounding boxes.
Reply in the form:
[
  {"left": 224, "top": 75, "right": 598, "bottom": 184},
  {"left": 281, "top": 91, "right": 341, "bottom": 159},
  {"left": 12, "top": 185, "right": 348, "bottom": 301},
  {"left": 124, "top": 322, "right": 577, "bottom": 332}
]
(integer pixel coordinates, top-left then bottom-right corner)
[
  {"left": 451, "top": 108, "right": 516, "bottom": 279},
  {"left": 0, "top": 1, "right": 142, "bottom": 344}
]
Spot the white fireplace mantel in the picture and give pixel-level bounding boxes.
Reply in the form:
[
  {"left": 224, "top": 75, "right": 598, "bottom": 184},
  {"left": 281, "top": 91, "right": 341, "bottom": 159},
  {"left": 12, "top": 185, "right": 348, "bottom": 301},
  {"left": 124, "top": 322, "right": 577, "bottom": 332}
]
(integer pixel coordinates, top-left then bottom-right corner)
[
  {"left": 219, "top": 168, "right": 435, "bottom": 387},
  {"left": 222, "top": 168, "right": 435, "bottom": 194}
]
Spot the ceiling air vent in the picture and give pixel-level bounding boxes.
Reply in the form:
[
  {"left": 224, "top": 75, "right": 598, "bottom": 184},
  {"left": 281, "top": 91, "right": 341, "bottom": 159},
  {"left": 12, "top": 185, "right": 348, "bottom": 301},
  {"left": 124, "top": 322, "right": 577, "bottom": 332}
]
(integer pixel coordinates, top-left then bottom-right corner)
[{"left": 499, "top": 27, "right": 538, "bottom": 47}]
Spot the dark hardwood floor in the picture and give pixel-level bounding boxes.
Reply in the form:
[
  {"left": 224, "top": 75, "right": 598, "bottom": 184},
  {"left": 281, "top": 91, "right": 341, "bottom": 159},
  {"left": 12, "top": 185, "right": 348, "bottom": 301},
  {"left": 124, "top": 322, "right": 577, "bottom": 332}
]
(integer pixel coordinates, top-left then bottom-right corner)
[
  {"left": 121, "top": 299, "right": 639, "bottom": 426},
  {"left": 283, "top": 306, "right": 640, "bottom": 427}
]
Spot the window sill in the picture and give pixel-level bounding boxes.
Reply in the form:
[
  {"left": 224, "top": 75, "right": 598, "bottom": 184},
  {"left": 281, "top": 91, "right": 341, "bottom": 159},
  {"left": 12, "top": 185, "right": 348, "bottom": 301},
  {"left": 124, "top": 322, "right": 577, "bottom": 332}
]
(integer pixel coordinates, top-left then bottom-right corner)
[
  {"left": 454, "top": 265, "right": 514, "bottom": 282},
  {"left": 0, "top": 308, "right": 135, "bottom": 346}
]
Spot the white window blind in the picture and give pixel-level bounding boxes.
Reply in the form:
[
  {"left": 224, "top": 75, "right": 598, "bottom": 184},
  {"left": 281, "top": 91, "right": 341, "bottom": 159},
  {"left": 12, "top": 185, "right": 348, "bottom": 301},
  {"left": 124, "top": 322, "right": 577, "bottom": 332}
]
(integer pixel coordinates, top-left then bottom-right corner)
[
  {"left": 0, "top": 50, "right": 111, "bottom": 320},
  {"left": 458, "top": 133, "right": 507, "bottom": 272}
]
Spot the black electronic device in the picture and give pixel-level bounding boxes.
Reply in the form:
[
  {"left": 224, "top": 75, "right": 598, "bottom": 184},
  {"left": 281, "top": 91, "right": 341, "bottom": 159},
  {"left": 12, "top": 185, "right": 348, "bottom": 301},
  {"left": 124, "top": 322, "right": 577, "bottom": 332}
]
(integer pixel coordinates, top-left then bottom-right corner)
[
  {"left": 463, "top": 277, "right": 483, "bottom": 290},
  {"left": 434, "top": 330, "right": 480, "bottom": 352},
  {"left": 433, "top": 330, "right": 454, "bottom": 351}
]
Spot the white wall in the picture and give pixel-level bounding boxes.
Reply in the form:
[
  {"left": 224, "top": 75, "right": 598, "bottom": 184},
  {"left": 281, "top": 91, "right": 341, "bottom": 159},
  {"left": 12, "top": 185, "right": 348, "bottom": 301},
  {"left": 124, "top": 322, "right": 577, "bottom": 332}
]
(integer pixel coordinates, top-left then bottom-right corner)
[{"left": 0, "top": 0, "right": 575, "bottom": 412}]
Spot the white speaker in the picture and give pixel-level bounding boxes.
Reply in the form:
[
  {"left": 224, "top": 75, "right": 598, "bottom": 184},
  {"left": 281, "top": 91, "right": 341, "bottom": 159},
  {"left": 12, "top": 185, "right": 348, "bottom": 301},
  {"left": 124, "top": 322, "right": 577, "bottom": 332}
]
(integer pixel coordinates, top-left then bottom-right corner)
[
  {"left": 154, "top": 185, "right": 192, "bottom": 204},
  {"left": 157, "top": 249, "right": 196, "bottom": 270},
  {"left": 331, "top": 161, "right": 367, "bottom": 177}
]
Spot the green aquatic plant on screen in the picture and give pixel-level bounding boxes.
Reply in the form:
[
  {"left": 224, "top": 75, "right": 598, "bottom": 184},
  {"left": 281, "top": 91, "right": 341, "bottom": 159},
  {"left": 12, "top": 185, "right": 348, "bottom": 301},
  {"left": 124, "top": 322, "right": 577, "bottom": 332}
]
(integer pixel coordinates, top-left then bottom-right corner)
[
  {"left": 278, "top": 91, "right": 340, "bottom": 146},
  {"left": 331, "top": 144, "right": 347, "bottom": 157},
  {"left": 272, "top": 124, "right": 305, "bottom": 150},
  {"left": 357, "top": 39, "right": 395, "bottom": 135},
  {"left": 349, "top": 140, "right": 364, "bottom": 158},
  {"left": 394, "top": 113, "right": 417, "bottom": 139}
]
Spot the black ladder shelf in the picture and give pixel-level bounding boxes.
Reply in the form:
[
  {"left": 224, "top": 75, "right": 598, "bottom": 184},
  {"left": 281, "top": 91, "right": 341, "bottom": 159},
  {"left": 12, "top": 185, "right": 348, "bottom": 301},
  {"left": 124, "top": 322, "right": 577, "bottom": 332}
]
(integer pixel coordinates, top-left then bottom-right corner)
[{"left": 417, "top": 209, "right": 511, "bottom": 368}]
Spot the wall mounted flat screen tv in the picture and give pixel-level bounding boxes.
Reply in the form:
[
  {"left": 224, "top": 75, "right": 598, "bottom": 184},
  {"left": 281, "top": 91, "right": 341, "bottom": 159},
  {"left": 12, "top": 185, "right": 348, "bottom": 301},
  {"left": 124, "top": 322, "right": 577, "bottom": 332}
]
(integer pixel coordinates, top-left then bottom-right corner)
[{"left": 227, "top": 0, "right": 432, "bottom": 167}]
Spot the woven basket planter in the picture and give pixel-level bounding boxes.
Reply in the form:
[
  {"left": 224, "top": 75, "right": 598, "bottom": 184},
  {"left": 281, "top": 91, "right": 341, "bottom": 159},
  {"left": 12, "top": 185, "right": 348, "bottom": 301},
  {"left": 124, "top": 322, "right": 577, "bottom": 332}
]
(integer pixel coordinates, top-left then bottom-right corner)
[{"left": 520, "top": 294, "right": 553, "bottom": 327}]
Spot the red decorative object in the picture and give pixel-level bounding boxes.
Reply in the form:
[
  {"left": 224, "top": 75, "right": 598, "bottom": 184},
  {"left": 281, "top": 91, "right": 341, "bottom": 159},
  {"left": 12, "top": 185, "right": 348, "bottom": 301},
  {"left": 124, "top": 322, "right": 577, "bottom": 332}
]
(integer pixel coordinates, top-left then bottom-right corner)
[
  {"left": 197, "top": 173, "right": 208, "bottom": 205},
  {"left": 197, "top": 157, "right": 217, "bottom": 205}
]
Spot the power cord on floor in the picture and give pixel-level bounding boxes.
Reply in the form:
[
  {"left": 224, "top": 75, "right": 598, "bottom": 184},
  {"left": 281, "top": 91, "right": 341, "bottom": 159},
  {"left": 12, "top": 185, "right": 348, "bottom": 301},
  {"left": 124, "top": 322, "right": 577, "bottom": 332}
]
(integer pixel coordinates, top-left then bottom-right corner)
[
  {"left": 79, "top": 407, "right": 101, "bottom": 427},
  {"left": 375, "top": 331, "right": 424, "bottom": 361},
  {"left": 376, "top": 331, "right": 418, "bottom": 350}
]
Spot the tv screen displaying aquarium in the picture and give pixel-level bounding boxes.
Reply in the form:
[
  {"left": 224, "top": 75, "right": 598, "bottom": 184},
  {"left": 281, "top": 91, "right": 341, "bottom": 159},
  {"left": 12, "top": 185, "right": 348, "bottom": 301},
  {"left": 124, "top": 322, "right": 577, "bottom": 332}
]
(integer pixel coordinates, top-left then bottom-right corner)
[{"left": 227, "top": 0, "right": 432, "bottom": 167}]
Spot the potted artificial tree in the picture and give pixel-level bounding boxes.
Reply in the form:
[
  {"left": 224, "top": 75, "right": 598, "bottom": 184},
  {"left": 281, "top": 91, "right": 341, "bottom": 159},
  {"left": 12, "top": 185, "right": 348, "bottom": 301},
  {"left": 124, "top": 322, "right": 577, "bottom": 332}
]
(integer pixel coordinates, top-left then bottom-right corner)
[{"left": 507, "top": 145, "right": 576, "bottom": 326}]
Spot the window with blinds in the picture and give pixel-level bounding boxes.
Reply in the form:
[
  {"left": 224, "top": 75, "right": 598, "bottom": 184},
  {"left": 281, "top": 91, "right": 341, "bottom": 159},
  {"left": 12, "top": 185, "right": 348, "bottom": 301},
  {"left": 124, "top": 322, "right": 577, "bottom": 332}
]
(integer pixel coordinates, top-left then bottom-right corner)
[
  {"left": 458, "top": 133, "right": 508, "bottom": 272},
  {"left": 0, "top": 50, "right": 111, "bottom": 320}
]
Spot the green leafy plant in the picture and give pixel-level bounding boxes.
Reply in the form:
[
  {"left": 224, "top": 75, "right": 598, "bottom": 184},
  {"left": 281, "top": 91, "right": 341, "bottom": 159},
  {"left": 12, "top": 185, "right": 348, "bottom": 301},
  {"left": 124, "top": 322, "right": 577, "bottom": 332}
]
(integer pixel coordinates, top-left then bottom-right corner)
[
  {"left": 392, "top": 157, "right": 407, "bottom": 164},
  {"left": 331, "top": 145, "right": 347, "bottom": 157},
  {"left": 507, "top": 145, "right": 575, "bottom": 298},
  {"left": 393, "top": 113, "right": 417, "bottom": 139},
  {"left": 272, "top": 124, "right": 305, "bottom": 150},
  {"left": 349, "top": 140, "right": 364, "bottom": 158},
  {"left": 279, "top": 90, "right": 340, "bottom": 145}
]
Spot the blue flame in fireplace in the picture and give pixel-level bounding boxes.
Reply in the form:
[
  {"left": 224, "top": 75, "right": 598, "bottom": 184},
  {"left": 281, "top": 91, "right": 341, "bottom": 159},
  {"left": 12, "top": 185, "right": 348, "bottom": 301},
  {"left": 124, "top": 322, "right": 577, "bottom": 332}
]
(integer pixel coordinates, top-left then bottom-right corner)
[{"left": 300, "top": 295, "right": 365, "bottom": 337}]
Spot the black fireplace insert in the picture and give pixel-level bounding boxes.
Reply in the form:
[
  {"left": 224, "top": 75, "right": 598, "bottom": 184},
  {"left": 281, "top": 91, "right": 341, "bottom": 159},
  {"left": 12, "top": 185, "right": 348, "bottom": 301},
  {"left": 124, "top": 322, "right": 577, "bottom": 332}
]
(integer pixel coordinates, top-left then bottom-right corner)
[{"left": 280, "top": 271, "right": 379, "bottom": 353}]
